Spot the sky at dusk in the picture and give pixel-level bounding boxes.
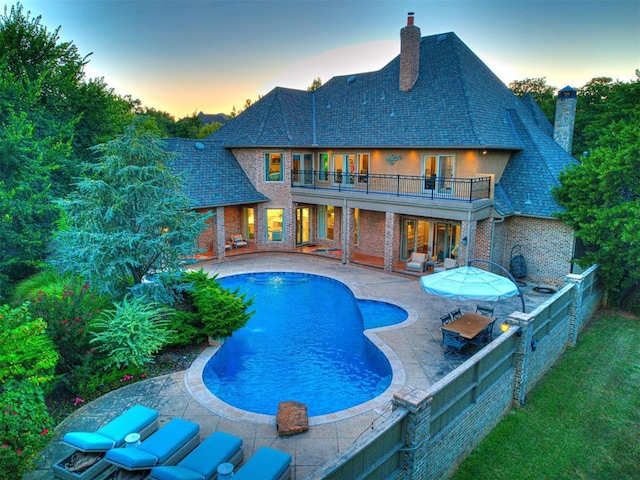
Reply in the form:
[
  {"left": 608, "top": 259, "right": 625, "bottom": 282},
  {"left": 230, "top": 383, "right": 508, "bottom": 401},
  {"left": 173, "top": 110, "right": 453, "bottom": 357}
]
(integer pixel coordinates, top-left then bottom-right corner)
[{"left": 13, "top": 0, "right": 640, "bottom": 119}]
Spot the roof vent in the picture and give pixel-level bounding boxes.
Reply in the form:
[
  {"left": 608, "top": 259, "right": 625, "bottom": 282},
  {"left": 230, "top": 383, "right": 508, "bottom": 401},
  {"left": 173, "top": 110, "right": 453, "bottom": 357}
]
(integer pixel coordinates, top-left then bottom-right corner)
[
  {"left": 437, "top": 33, "right": 448, "bottom": 43},
  {"left": 347, "top": 75, "right": 357, "bottom": 84},
  {"left": 194, "top": 142, "right": 205, "bottom": 151}
]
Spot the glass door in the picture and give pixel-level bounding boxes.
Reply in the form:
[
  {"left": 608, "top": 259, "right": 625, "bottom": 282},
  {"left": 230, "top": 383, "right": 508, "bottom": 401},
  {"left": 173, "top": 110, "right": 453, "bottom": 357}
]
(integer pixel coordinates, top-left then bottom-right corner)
[
  {"left": 401, "top": 219, "right": 431, "bottom": 260},
  {"left": 243, "top": 207, "right": 254, "bottom": 240},
  {"left": 295, "top": 207, "right": 310, "bottom": 246}
]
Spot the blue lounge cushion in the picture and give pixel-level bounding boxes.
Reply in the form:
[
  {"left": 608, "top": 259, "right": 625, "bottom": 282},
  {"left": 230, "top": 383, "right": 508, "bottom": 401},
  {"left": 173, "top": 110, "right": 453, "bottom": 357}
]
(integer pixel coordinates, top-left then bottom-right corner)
[
  {"left": 61, "top": 432, "right": 116, "bottom": 452},
  {"left": 105, "top": 418, "right": 199, "bottom": 469},
  {"left": 62, "top": 405, "right": 159, "bottom": 452},
  {"left": 149, "top": 431, "right": 243, "bottom": 480},
  {"left": 234, "top": 447, "right": 291, "bottom": 480},
  {"left": 148, "top": 465, "right": 203, "bottom": 480}
]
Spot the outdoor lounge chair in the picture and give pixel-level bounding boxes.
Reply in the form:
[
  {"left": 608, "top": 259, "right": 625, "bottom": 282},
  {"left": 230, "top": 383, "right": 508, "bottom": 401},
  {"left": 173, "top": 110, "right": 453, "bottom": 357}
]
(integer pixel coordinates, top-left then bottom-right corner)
[
  {"left": 53, "top": 405, "right": 159, "bottom": 480},
  {"left": 405, "top": 252, "right": 428, "bottom": 272},
  {"left": 61, "top": 405, "right": 159, "bottom": 453},
  {"left": 233, "top": 447, "right": 292, "bottom": 480},
  {"left": 104, "top": 418, "right": 200, "bottom": 472},
  {"left": 231, "top": 234, "right": 248, "bottom": 248},
  {"left": 147, "top": 431, "right": 243, "bottom": 480}
]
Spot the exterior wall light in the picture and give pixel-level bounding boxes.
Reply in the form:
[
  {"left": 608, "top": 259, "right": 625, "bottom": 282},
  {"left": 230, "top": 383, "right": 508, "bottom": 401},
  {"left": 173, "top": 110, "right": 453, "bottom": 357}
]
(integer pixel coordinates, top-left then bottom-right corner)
[{"left": 500, "top": 322, "right": 509, "bottom": 333}]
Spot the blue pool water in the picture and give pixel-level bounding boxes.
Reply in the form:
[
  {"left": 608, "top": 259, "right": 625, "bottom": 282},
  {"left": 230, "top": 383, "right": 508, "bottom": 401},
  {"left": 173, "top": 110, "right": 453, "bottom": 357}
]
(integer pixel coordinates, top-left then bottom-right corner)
[{"left": 202, "top": 272, "right": 405, "bottom": 416}]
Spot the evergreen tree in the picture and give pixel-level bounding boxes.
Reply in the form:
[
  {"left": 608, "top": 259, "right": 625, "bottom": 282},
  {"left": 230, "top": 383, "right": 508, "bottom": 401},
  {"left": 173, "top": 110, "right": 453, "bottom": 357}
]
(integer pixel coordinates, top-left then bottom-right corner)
[{"left": 53, "top": 119, "right": 212, "bottom": 303}]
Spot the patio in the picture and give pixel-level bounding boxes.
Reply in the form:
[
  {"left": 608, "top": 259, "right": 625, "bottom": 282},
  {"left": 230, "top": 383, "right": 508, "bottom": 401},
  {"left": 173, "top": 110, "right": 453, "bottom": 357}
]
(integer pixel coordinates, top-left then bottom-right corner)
[{"left": 30, "top": 254, "right": 550, "bottom": 480}]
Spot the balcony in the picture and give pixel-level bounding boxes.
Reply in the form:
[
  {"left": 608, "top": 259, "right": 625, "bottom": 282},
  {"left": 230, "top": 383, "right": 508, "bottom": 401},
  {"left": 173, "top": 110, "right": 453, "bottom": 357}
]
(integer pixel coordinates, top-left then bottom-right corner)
[{"left": 291, "top": 170, "right": 491, "bottom": 202}]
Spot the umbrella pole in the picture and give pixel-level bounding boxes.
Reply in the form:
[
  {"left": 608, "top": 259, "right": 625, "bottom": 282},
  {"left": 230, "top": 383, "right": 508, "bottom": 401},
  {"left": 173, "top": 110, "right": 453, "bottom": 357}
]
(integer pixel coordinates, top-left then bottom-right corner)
[{"left": 467, "top": 258, "right": 526, "bottom": 313}]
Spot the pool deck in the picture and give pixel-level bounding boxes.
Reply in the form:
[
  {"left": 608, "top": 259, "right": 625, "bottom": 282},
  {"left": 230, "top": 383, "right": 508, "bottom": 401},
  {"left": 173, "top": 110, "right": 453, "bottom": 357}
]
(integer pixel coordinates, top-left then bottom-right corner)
[{"left": 26, "top": 254, "right": 549, "bottom": 480}]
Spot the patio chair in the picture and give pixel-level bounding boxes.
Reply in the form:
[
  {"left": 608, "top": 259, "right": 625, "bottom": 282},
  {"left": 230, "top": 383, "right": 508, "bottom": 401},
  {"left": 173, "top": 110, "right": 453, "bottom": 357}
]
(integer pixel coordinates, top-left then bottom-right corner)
[
  {"left": 434, "top": 258, "right": 458, "bottom": 272},
  {"left": 439, "top": 313, "right": 453, "bottom": 326},
  {"left": 442, "top": 329, "right": 469, "bottom": 359},
  {"left": 231, "top": 234, "right": 248, "bottom": 248},
  {"left": 104, "top": 418, "right": 200, "bottom": 472},
  {"left": 147, "top": 431, "right": 243, "bottom": 480},
  {"left": 449, "top": 308, "right": 462, "bottom": 320},
  {"left": 233, "top": 447, "right": 292, "bottom": 480},
  {"left": 406, "top": 252, "right": 428, "bottom": 272},
  {"left": 476, "top": 305, "right": 495, "bottom": 317},
  {"left": 470, "top": 318, "right": 497, "bottom": 346}
]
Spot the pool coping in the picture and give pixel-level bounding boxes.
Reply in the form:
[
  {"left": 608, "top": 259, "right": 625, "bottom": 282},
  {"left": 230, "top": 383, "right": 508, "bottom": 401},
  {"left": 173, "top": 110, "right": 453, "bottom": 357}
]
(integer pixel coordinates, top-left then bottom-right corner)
[{"left": 183, "top": 271, "right": 418, "bottom": 426}]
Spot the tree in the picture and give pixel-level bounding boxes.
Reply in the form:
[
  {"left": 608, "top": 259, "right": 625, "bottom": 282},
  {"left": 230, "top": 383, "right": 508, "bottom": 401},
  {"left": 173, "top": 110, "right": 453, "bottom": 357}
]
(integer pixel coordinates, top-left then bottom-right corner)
[
  {"left": 307, "top": 77, "right": 323, "bottom": 92},
  {"left": 509, "top": 77, "right": 556, "bottom": 123},
  {"left": 553, "top": 103, "right": 640, "bottom": 302},
  {"left": 0, "top": 72, "right": 72, "bottom": 296},
  {"left": 53, "top": 119, "right": 212, "bottom": 302},
  {"left": 0, "top": 3, "right": 138, "bottom": 295}
]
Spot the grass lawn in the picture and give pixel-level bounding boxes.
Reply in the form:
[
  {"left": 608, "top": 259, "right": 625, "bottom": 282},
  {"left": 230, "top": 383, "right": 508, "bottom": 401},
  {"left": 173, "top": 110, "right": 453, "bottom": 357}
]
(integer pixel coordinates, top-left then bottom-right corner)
[{"left": 452, "top": 311, "right": 640, "bottom": 480}]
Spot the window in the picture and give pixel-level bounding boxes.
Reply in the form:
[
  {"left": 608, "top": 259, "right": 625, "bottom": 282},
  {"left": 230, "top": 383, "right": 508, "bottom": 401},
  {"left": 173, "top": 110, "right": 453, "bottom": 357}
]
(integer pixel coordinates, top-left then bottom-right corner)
[
  {"left": 318, "top": 205, "right": 335, "bottom": 240},
  {"left": 265, "top": 153, "right": 283, "bottom": 182},
  {"left": 266, "top": 208, "right": 284, "bottom": 241}
]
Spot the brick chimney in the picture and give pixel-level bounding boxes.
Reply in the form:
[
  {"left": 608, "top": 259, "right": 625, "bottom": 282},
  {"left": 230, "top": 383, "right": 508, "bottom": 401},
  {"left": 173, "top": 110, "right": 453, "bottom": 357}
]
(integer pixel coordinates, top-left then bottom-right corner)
[
  {"left": 553, "top": 86, "right": 577, "bottom": 153},
  {"left": 400, "top": 12, "right": 420, "bottom": 92}
]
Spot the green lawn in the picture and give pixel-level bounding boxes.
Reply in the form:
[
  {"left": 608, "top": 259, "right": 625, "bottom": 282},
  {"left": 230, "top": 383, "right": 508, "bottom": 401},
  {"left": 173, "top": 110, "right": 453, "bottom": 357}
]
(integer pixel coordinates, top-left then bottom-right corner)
[{"left": 452, "top": 312, "right": 640, "bottom": 480}]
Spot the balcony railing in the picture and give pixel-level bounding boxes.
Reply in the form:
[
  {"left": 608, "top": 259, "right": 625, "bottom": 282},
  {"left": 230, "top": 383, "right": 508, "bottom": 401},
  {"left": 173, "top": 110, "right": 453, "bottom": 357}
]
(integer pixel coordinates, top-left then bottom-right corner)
[{"left": 291, "top": 170, "right": 491, "bottom": 202}]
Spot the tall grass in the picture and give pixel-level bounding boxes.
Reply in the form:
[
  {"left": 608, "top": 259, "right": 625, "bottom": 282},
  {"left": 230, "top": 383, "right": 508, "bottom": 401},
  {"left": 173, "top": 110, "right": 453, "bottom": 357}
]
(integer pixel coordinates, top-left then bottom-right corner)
[{"left": 452, "top": 312, "right": 640, "bottom": 479}]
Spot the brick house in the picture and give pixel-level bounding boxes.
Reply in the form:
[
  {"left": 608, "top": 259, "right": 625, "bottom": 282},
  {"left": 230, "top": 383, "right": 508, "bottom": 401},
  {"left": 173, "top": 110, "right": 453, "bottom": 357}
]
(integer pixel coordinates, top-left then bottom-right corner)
[{"left": 169, "top": 14, "right": 578, "bottom": 285}]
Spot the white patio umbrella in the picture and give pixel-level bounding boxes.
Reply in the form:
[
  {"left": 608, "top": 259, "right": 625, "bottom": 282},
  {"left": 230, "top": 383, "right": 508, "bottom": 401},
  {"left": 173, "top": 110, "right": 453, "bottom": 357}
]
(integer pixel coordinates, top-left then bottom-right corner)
[{"left": 420, "top": 263, "right": 525, "bottom": 311}]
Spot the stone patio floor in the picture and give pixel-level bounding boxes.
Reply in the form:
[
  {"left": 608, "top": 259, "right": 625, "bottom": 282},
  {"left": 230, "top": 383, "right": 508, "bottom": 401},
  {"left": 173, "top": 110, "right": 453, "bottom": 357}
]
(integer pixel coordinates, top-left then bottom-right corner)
[{"left": 25, "top": 253, "right": 551, "bottom": 479}]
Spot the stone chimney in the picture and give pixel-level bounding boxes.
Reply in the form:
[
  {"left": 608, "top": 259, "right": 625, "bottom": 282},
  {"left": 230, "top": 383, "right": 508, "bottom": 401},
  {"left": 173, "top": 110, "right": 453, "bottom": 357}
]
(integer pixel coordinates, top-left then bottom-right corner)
[
  {"left": 400, "top": 12, "right": 420, "bottom": 92},
  {"left": 553, "top": 86, "right": 577, "bottom": 153}
]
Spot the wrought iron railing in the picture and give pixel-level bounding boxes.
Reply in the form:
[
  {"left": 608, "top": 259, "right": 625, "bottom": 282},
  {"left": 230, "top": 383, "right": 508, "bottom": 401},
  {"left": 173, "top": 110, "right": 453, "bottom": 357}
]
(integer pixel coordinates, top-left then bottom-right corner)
[{"left": 291, "top": 170, "right": 491, "bottom": 202}]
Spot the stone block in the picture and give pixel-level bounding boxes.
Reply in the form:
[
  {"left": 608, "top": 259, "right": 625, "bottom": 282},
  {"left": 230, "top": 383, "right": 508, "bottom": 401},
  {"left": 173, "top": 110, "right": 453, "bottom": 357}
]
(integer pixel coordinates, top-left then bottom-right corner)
[{"left": 276, "top": 401, "right": 308, "bottom": 436}]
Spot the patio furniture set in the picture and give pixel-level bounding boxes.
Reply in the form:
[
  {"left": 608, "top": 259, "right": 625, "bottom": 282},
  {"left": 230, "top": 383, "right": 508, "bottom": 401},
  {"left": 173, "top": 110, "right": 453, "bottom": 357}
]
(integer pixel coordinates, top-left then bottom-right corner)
[
  {"left": 440, "top": 305, "right": 497, "bottom": 359},
  {"left": 52, "top": 404, "right": 292, "bottom": 480}
]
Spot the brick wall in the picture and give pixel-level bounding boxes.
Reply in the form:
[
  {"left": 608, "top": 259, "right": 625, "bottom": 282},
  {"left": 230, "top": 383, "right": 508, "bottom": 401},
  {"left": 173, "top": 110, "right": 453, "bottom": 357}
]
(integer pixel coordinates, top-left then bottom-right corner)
[
  {"left": 505, "top": 217, "right": 574, "bottom": 285},
  {"left": 354, "top": 210, "right": 386, "bottom": 257}
]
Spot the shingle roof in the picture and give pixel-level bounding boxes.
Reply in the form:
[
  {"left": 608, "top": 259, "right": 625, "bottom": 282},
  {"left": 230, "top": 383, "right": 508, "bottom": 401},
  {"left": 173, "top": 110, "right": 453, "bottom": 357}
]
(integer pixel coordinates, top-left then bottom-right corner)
[
  {"left": 496, "top": 110, "right": 578, "bottom": 217},
  {"left": 163, "top": 138, "right": 269, "bottom": 208},
  {"left": 208, "top": 30, "right": 578, "bottom": 218}
]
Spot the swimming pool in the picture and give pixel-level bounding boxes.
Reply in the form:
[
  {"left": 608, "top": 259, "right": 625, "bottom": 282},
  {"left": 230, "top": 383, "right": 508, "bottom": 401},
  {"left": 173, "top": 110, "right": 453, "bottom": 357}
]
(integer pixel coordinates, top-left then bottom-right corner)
[{"left": 202, "top": 272, "right": 406, "bottom": 417}]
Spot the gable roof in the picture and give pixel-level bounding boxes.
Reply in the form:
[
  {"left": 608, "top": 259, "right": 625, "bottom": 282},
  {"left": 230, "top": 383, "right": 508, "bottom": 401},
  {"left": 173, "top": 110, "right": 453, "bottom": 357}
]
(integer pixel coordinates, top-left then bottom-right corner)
[{"left": 163, "top": 138, "right": 269, "bottom": 209}]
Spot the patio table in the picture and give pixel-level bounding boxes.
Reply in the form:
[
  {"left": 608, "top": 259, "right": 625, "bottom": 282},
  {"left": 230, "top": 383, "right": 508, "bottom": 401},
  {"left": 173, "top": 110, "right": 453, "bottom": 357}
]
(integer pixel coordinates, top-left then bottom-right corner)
[{"left": 442, "top": 312, "right": 494, "bottom": 340}]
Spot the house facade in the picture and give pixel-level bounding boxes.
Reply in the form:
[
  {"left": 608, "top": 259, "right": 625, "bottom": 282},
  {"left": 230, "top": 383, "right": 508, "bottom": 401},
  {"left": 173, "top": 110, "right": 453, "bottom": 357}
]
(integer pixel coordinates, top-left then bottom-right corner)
[{"left": 170, "top": 14, "right": 578, "bottom": 285}]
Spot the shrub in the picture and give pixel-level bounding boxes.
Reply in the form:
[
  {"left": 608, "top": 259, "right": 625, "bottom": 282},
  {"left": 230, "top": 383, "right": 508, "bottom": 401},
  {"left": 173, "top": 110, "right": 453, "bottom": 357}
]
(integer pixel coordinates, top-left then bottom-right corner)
[
  {"left": 0, "top": 380, "right": 54, "bottom": 478},
  {"left": 168, "top": 270, "right": 254, "bottom": 343},
  {"left": 25, "top": 280, "right": 108, "bottom": 374},
  {"left": 90, "top": 296, "right": 173, "bottom": 370},
  {"left": 0, "top": 303, "right": 58, "bottom": 386}
]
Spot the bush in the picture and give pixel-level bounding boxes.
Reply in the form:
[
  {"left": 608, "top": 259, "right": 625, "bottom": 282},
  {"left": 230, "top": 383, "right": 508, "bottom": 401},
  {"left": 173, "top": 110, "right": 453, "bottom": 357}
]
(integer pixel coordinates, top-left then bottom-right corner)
[
  {"left": 0, "top": 303, "right": 58, "bottom": 386},
  {"left": 0, "top": 380, "right": 54, "bottom": 478},
  {"left": 24, "top": 280, "right": 109, "bottom": 374},
  {"left": 90, "top": 296, "right": 173, "bottom": 370},
  {"left": 167, "top": 270, "right": 254, "bottom": 343}
]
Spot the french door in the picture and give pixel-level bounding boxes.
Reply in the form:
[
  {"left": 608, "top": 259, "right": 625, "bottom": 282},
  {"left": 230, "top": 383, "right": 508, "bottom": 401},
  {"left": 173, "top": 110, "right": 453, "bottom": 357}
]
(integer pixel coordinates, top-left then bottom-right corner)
[{"left": 295, "top": 207, "right": 310, "bottom": 246}]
